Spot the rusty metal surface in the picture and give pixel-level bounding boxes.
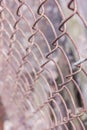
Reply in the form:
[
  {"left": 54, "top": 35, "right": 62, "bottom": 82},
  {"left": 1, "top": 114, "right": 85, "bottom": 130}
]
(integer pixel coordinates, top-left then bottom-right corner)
[{"left": 0, "top": 0, "right": 87, "bottom": 130}]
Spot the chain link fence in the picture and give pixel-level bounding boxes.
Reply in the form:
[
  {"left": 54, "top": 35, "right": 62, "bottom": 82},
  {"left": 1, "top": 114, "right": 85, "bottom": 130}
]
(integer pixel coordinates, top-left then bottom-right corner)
[{"left": 0, "top": 0, "right": 87, "bottom": 130}]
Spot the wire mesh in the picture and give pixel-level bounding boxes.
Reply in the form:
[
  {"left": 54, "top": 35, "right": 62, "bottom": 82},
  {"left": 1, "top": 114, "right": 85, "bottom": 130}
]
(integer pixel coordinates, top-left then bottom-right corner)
[{"left": 0, "top": 0, "right": 87, "bottom": 130}]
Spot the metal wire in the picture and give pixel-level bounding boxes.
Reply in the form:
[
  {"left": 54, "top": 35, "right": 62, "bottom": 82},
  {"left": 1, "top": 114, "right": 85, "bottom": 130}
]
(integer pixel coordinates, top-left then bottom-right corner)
[{"left": 0, "top": 0, "right": 87, "bottom": 130}]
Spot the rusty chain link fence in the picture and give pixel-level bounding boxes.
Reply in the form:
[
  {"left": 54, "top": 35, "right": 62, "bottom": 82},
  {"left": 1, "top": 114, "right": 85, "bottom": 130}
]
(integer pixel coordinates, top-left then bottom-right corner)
[{"left": 0, "top": 0, "right": 87, "bottom": 130}]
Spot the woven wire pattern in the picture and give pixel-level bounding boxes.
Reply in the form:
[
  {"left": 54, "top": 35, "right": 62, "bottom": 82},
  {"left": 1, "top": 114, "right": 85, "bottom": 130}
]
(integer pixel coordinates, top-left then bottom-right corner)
[{"left": 0, "top": 0, "right": 87, "bottom": 129}]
